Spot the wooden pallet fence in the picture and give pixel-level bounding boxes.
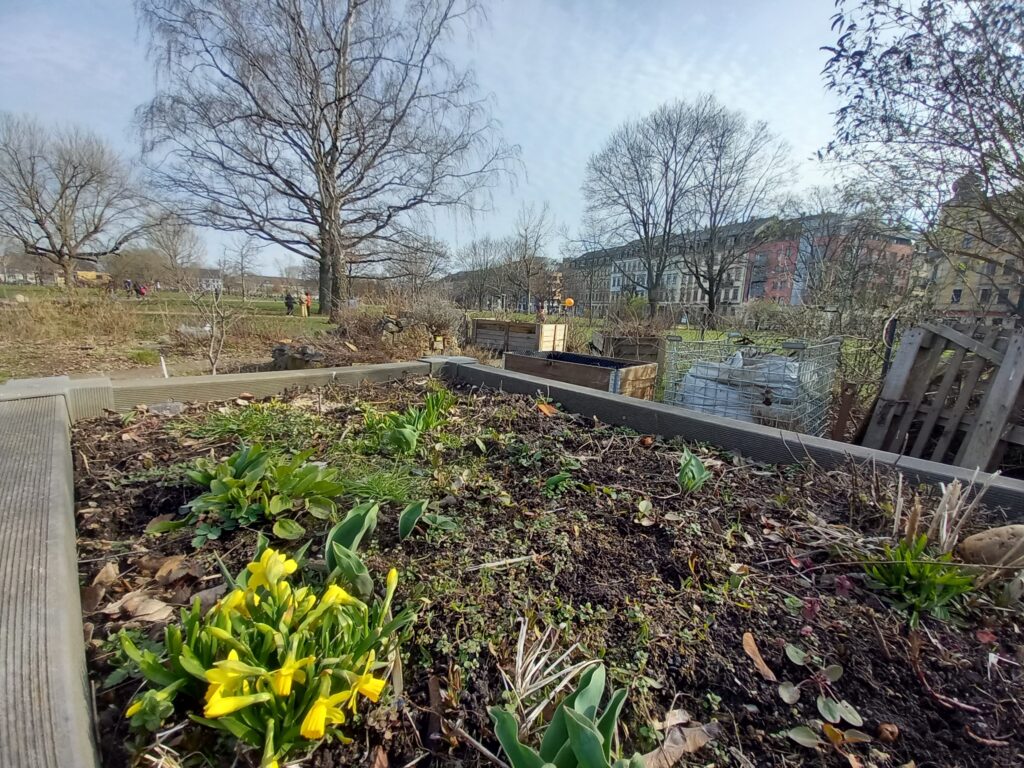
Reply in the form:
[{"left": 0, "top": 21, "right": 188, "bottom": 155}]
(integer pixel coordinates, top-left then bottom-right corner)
[{"left": 860, "top": 322, "right": 1024, "bottom": 471}]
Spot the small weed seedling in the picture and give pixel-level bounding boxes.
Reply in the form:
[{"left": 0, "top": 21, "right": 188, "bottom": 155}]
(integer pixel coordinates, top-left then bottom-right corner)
[{"left": 777, "top": 644, "right": 863, "bottom": 727}]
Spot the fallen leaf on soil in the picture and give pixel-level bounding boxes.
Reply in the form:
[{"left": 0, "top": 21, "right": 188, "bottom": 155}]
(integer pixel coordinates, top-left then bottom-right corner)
[
  {"left": 102, "top": 590, "right": 175, "bottom": 623},
  {"left": 654, "top": 709, "right": 692, "bottom": 730},
  {"left": 640, "top": 436, "right": 654, "bottom": 447},
  {"left": 155, "top": 555, "right": 194, "bottom": 585},
  {"left": 82, "top": 622, "right": 94, "bottom": 645},
  {"left": 643, "top": 721, "right": 720, "bottom": 767},
  {"left": 975, "top": 628, "right": 998, "bottom": 644},
  {"left": 536, "top": 402, "right": 558, "bottom": 417},
  {"left": 193, "top": 583, "right": 228, "bottom": 613},
  {"left": 92, "top": 561, "right": 119, "bottom": 586},
  {"left": 742, "top": 632, "right": 777, "bottom": 682},
  {"left": 80, "top": 585, "right": 106, "bottom": 613},
  {"left": 370, "top": 745, "right": 388, "bottom": 768},
  {"left": 344, "top": 341, "right": 359, "bottom": 352},
  {"left": 729, "top": 563, "right": 750, "bottom": 575}
]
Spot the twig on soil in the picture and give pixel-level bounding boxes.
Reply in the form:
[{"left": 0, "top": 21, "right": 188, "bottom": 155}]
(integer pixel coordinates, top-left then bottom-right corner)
[
  {"left": 79, "top": 549, "right": 151, "bottom": 564},
  {"left": 964, "top": 725, "right": 1010, "bottom": 747},
  {"left": 869, "top": 614, "right": 893, "bottom": 661},
  {"left": 909, "top": 635, "right": 985, "bottom": 715},
  {"left": 467, "top": 552, "right": 547, "bottom": 572},
  {"left": 443, "top": 717, "right": 510, "bottom": 768},
  {"left": 400, "top": 752, "right": 430, "bottom": 768}
]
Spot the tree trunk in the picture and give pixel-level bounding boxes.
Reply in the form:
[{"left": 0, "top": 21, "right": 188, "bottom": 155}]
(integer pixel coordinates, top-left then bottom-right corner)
[
  {"left": 329, "top": 249, "right": 345, "bottom": 322},
  {"left": 318, "top": 257, "right": 331, "bottom": 315},
  {"left": 61, "top": 259, "right": 75, "bottom": 291}
]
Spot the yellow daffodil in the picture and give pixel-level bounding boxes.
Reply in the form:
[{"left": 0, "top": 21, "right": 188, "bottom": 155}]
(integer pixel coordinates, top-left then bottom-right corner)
[
  {"left": 204, "top": 690, "right": 272, "bottom": 718},
  {"left": 299, "top": 691, "right": 349, "bottom": 740},
  {"left": 343, "top": 652, "right": 387, "bottom": 712},
  {"left": 246, "top": 548, "right": 298, "bottom": 591},
  {"left": 204, "top": 650, "right": 265, "bottom": 702},
  {"left": 269, "top": 651, "right": 315, "bottom": 697},
  {"left": 125, "top": 699, "right": 142, "bottom": 718},
  {"left": 387, "top": 568, "right": 398, "bottom": 592},
  {"left": 320, "top": 583, "right": 360, "bottom": 608},
  {"left": 217, "top": 587, "right": 259, "bottom": 615}
]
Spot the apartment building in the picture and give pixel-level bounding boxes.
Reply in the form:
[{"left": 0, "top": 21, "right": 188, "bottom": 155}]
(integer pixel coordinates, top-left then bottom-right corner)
[{"left": 924, "top": 175, "right": 1023, "bottom": 323}]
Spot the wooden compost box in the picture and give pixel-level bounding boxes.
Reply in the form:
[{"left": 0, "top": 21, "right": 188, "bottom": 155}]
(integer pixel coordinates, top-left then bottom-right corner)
[
  {"left": 591, "top": 331, "right": 662, "bottom": 363},
  {"left": 505, "top": 351, "right": 659, "bottom": 400},
  {"left": 471, "top": 319, "right": 566, "bottom": 353}
]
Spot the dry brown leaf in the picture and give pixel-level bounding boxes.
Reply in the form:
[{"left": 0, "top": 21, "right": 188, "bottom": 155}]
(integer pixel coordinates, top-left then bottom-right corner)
[
  {"left": 370, "top": 745, "right": 388, "bottom": 768},
  {"left": 643, "top": 721, "right": 720, "bottom": 768},
  {"left": 80, "top": 585, "right": 106, "bottom": 613},
  {"left": 344, "top": 341, "right": 359, "bottom": 352},
  {"left": 654, "top": 709, "right": 693, "bottom": 731},
  {"left": 742, "top": 632, "right": 777, "bottom": 682},
  {"left": 536, "top": 402, "right": 558, "bottom": 416},
  {"left": 102, "top": 590, "right": 175, "bottom": 623},
  {"left": 155, "top": 555, "right": 191, "bottom": 585},
  {"left": 92, "top": 561, "right": 119, "bottom": 587}
]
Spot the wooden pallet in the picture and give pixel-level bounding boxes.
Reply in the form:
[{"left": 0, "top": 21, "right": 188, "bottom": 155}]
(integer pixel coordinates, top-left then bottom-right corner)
[{"left": 860, "top": 322, "right": 1024, "bottom": 471}]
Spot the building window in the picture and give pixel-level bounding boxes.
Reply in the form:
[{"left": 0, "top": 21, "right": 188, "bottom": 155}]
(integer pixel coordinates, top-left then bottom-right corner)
[
  {"left": 980, "top": 288, "right": 992, "bottom": 303},
  {"left": 951, "top": 289, "right": 963, "bottom": 304},
  {"left": 998, "top": 288, "right": 1010, "bottom": 305},
  {"left": 983, "top": 261, "right": 997, "bottom": 276},
  {"left": 962, "top": 234, "right": 975, "bottom": 249}
]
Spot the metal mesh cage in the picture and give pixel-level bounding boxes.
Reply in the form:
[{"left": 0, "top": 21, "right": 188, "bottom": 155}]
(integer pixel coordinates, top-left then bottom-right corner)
[{"left": 661, "top": 335, "right": 841, "bottom": 437}]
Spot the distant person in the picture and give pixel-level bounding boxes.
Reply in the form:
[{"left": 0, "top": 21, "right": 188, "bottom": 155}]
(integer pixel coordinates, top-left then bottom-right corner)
[
  {"left": 301, "top": 290, "right": 312, "bottom": 317},
  {"left": 134, "top": 282, "right": 145, "bottom": 299},
  {"left": 124, "top": 278, "right": 133, "bottom": 295},
  {"left": 284, "top": 291, "right": 296, "bottom": 315}
]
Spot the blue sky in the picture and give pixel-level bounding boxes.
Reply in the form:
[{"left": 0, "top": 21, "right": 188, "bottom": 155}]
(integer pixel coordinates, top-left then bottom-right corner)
[{"left": 0, "top": 0, "right": 839, "bottom": 271}]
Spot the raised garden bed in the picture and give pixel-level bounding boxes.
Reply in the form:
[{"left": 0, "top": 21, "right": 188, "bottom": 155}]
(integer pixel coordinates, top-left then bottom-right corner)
[
  {"left": 73, "top": 378, "right": 1024, "bottom": 767},
  {"left": 504, "top": 351, "right": 659, "bottom": 399}
]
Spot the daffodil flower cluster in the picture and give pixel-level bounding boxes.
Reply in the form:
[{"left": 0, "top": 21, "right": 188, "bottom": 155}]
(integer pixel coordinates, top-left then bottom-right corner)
[{"left": 121, "top": 543, "right": 412, "bottom": 768}]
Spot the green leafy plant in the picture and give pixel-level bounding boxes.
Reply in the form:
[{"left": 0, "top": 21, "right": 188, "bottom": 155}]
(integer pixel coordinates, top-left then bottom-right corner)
[
  {"left": 677, "top": 448, "right": 711, "bottom": 493},
  {"left": 544, "top": 470, "right": 576, "bottom": 498},
  {"left": 152, "top": 445, "right": 346, "bottom": 547},
  {"left": 362, "top": 388, "right": 456, "bottom": 456},
  {"left": 777, "top": 644, "right": 862, "bottom": 727},
  {"left": 397, "top": 499, "right": 457, "bottom": 540},
  {"left": 325, "top": 501, "right": 380, "bottom": 600},
  {"left": 121, "top": 538, "right": 412, "bottom": 768},
  {"left": 788, "top": 722, "right": 871, "bottom": 758},
  {"left": 489, "top": 664, "right": 643, "bottom": 768},
  {"left": 865, "top": 534, "right": 975, "bottom": 626}
]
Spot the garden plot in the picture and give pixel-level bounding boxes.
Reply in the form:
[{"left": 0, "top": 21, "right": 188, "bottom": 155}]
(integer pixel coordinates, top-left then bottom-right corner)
[{"left": 74, "top": 380, "right": 1024, "bottom": 768}]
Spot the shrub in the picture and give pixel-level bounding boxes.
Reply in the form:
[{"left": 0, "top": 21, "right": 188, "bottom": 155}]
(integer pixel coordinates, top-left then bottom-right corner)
[
  {"left": 167, "top": 445, "right": 345, "bottom": 547},
  {"left": 489, "top": 664, "right": 642, "bottom": 768},
  {"left": 121, "top": 541, "right": 412, "bottom": 768},
  {"left": 865, "top": 534, "right": 975, "bottom": 626}
]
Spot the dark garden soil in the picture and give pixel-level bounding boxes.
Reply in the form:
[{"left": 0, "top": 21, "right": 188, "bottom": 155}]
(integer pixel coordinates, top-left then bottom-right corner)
[{"left": 73, "top": 379, "right": 1024, "bottom": 768}]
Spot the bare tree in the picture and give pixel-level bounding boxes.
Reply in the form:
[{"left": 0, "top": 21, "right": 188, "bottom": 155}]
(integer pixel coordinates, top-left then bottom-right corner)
[
  {"left": 583, "top": 98, "right": 713, "bottom": 317},
  {"left": 223, "top": 235, "right": 262, "bottom": 298},
  {"left": 0, "top": 113, "right": 151, "bottom": 289},
  {"left": 824, "top": 0, "right": 1024, "bottom": 314},
  {"left": 453, "top": 236, "right": 504, "bottom": 309},
  {"left": 136, "top": 0, "right": 517, "bottom": 318},
  {"left": 677, "top": 101, "right": 792, "bottom": 323},
  {"left": 382, "top": 235, "right": 450, "bottom": 295},
  {"left": 501, "top": 202, "right": 555, "bottom": 311},
  {"left": 147, "top": 214, "right": 203, "bottom": 280},
  {"left": 783, "top": 184, "right": 919, "bottom": 326}
]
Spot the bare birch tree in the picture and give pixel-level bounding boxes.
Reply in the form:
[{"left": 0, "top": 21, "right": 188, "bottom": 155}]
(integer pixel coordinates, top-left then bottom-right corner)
[
  {"left": 0, "top": 113, "right": 151, "bottom": 289},
  {"left": 136, "top": 0, "right": 516, "bottom": 319}
]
